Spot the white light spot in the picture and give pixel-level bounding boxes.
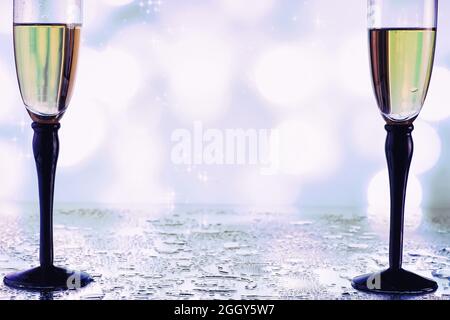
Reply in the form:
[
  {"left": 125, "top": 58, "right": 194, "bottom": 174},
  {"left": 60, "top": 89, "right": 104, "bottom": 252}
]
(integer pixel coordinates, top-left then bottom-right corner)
[
  {"left": 77, "top": 47, "right": 143, "bottom": 112},
  {"left": 0, "top": 61, "right": 17, "bottom": 123},
  {"left": 271, "top": 115, "right": 340, "bottom": 178},
  {"left": 0, "top": 141, "right": 24, "bottom": 201},
  {"left": 304, "top": 0, "right": 366, "bottom": 34},
  {"left": 83, "top": 0, "right": 108, "bottom": 30},
  {"left": 351, "top": 108, "right": 386, "bottom": 161},
  {"left": 421, "top": 67, "right": 450, "bottom": 122},
  {"left": 253, "top": 44, "right": 328, "bottom": 109},
  {"left": 160, "top": 31, "right": 233, "bottom": 122},
  {"left": 101, "top": 125, "right": 166, "bottom": 204},
  {"left": 59, "top": 99, "right": 108, "bottom": 168},
  {"left": 336, "top": 34, "right": 372, "bottom": 97},
  {"left": 101, "top": 0, "right": 134, "bottom": 6},
  {"left": 219, "top": 0, "right": 275, "bottom": 22},
  {"left": 368, "top": 169, "right": 423, "bottom": 209},
  {"left": 411, "top": 120, "right": 441, "bottom": 175},
  {"left": 0, "top": 0, "right": 12, "bottom": 35}
]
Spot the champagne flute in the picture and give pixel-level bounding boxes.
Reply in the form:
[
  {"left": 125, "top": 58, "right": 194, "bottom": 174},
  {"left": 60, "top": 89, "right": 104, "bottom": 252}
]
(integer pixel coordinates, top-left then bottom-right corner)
[
  {"left": 4, "top": 0, "right": 92, "bottom": 290},
  {"left": 352, "top": 0, "right": 438, "bottom": 294}
]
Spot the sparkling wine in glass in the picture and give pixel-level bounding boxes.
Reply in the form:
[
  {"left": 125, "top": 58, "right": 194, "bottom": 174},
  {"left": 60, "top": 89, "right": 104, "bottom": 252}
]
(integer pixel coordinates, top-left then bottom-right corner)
[
  {"left": 352, "top": 0, "right": 438, "bottom": 294},
  {"left": 4, "top": 0, "right": 92, "bottom": 291},
  {"left": 14, "top": 23, "right": 81, "bottom": 123}
]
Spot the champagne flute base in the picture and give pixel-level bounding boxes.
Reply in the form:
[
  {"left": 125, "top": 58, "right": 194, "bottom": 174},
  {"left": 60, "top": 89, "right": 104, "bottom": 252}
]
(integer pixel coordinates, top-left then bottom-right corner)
[
  {"left": 3, "top": 266, "right": 93, "bottom": 291},
  {"left": 352, "top": 268, "right": 438, "bottom": 295}
]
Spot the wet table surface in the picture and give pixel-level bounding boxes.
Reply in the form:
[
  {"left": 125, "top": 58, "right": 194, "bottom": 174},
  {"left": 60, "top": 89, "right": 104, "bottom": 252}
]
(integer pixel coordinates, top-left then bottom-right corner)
[{"left": 0, "top": 204, "right": 449, "bottom": 300}]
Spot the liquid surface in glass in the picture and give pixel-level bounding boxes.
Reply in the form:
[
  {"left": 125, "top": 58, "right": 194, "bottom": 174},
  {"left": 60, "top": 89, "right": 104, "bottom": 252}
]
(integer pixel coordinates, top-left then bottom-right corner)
[
  {"left": 14, "top": 23, "right": 81, "bottom": 122},
  {"left": 369, "top": 28, "right": 436, "bottom": 123}
]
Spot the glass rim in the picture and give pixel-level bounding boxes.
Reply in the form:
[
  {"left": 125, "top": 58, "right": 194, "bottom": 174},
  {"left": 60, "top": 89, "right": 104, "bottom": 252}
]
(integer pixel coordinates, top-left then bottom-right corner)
[
  {"left": 368, "top": 0, "right": 438, "bottom": 29},
  {"left": 13, "top": 0, "right": 83, "bottom": 25}
]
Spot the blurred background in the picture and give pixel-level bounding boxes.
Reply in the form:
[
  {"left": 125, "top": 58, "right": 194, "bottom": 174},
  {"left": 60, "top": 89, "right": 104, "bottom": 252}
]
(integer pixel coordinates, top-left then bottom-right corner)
[{"left": 1, "top": 0, "right": 450, "bottom": 213}]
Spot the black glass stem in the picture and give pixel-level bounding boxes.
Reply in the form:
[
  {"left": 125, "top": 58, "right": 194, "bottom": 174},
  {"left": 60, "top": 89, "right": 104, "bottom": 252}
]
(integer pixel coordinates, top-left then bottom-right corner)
[
  {"left": 386, "top": 124, "right": 413, "bottom": 270},
  {"left": 352, "top": 124, "right": 438, "bottom": 294},
  {"left": 3, "top": 122, "right": 93, "bottom": 291},
  {"left": 33, "top": 122, "right": 60, "bottom": 268}
]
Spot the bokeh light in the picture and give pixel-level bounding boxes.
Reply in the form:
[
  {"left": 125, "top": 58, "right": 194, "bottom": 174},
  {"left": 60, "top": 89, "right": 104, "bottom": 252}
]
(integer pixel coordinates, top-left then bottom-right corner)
[
  {"left": 351, "top": 107, "right": 386, "bottom": 162},
  {"left": 336, "top": 34, "right": 373, "bottom": 98},
  {"left": 421, "top": 66, "right": 450, "bottom": 122},
  {"left": 0, "top": 60, "right": 16, "bottom": 123},
  {"left": 83, "top": 0, "right": 107, "bottom": 31},
  {"left": 219, "top": 0, "right": 276, "bottom": 23},
  {"left": 110, "top": 24, "right": 161, "bottom": 79},
  {"left": 411, "top": 120, "right": 442, "bottom": 175},
  {"left": 0, "top": 0, "right": 12, "bottom": 35},
  {"left": 159, "top": 29, "right": 234, "bottom": 123},
  {"left": 0, "top": 141, "right": 24, "bottom": 201},
  {"left": 367, "top": 168, "right": 423, "bottom": 233},
  {"left": 76, "top": 46, "right": 143, "bottom": 112},
  {"left": 59, "top": 98, "right": 108, "bottom": 168},
  {"left": 270, "top": 115, "right": 341, "bottom": 179},
  {"left": 101, "top": 123, "right": 167, "bottom": 204},
  {"left": 101, "top": 0, "right": 134, "bottom": 6},
  {"left": 304, "top": 0, "right": 366, "bottom": 35},
  {"left": 368, "top": 169, "right": 423, "bottom": 209},
  {"left": 253, "top": 44, "right": 328, "bottom": 110}
]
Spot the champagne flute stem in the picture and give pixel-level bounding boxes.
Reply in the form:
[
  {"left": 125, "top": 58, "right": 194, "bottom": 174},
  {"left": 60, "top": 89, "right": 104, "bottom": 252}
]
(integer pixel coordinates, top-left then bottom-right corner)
[
  {"left": 385, "top": 124, "right": 414, "bottom": 271},
  {"left": 32, "top": 122, "right": 60, "bottom": 269}
]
